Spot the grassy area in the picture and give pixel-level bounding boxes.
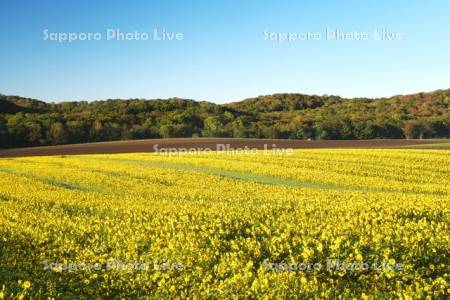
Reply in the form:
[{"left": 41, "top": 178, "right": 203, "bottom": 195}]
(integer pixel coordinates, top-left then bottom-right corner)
[{"left": 403, "top": 140, "right": 450, "bottom": 148}]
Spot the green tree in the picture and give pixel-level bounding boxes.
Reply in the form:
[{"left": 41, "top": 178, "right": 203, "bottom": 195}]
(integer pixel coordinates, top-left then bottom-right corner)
[
  {"left": 6, "top": 113, "right": 28, "bottom": 147},
  {"left": 202, "top": 117, "right": 225, "bottom": 137},
  {"left": 403, "top": 120, "right": 431, "bottom": 139},
  {"left": 25, "top": 121, "right": 43, "bottom": 145},
  {"left": 49, "top": 122, "right": 67, "bottom": 145},
  {"left": 0, "top": 117, "right": 9, "bottom": 148},
  {"left": 159, "top": 124, "right": 192, "bottom": 138}
]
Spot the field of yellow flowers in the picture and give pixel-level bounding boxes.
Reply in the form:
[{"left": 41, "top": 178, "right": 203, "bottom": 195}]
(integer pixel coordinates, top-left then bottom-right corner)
[{"left": 0, "top": 149, "right": 449, "bottom": 299}]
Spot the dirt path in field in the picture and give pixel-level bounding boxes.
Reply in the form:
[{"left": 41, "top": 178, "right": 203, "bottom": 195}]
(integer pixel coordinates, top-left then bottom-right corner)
[{"left": 0, "top": 138, "right": 444, "bottom": 158}]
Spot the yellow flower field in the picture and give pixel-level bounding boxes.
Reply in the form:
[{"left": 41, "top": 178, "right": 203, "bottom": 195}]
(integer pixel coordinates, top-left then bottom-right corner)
[{"left": 0, "top": 149, "right": 449, "bottom": 298}]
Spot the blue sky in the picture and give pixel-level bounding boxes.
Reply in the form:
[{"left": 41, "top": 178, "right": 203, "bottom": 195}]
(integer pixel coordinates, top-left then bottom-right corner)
[{"left": 1, "top": 0, "right": 449, "bottom": 103}]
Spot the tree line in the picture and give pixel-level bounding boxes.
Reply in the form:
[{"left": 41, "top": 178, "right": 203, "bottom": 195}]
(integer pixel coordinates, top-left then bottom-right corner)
[{"left": 1, "top": 89, "right": 449, "bottom": 148}]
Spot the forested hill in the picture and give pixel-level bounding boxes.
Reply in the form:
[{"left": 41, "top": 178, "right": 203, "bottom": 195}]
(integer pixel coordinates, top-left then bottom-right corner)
[{"left": 1, "top": 89, "right": 449, "bottom": 148}]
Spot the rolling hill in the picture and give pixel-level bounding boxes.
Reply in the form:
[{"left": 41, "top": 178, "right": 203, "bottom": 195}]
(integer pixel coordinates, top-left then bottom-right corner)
[{"left": 1, "top": 89, "right": 449, "bottom": 148}]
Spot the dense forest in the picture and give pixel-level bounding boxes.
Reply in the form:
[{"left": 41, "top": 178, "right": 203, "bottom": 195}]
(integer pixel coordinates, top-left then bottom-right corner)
[{"left": 1, "top": 89, "right": 450, "bottom": 148}]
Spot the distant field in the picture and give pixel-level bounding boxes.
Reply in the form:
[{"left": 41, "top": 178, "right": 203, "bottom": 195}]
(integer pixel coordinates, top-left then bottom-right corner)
[
  {"left": 0, "top": 138, "right": 448, "bottom": 157},
  {"left": 0, "top": 149, "right": 449, "bottom": 298}
]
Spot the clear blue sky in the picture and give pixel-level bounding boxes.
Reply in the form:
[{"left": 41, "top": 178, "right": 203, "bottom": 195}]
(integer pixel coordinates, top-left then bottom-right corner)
[{"left": 1, "top": 0, "right": 449, "bottom": 103}]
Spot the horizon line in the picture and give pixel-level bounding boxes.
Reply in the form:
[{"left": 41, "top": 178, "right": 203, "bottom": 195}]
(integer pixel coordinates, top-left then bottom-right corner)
[{"left": 2, "top": 87, "right": 449, "bottom": 105}]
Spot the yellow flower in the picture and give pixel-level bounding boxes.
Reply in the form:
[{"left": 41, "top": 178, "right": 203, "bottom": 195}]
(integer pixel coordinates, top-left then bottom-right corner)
[
  {"left": 0, "top": 150, "right": 449, "bottom": 298},
  {"left": 23, "top": 281, "right": 31, "bottom": 289}
]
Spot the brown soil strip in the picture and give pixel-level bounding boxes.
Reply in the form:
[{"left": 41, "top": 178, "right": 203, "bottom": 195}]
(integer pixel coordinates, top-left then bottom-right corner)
[{"left": 0, "top": 138, "right": 444, "bottom": 158}]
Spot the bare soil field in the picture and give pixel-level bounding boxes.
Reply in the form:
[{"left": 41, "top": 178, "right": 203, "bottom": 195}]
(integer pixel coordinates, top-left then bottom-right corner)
[{"left": 0, "top": 138, "right": 446, "bottom": 158}]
